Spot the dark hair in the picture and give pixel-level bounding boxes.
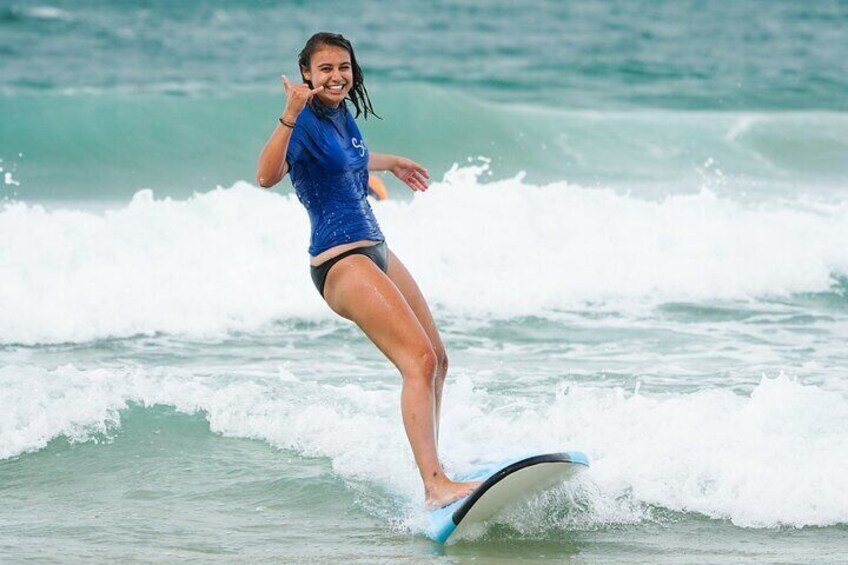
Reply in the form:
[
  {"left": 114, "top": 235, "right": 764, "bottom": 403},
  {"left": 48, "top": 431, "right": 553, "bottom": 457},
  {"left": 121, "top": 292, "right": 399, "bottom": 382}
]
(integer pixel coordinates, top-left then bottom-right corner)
[{"left": 298, "top": 32, "right": 380, "bottom": 120}]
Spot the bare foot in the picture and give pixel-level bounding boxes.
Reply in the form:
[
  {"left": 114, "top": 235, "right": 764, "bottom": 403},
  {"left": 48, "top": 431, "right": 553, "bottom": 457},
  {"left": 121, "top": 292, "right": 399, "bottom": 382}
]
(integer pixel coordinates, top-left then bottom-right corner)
[{"left": 424, "top": 478, "right": 483, "bottom": 511}]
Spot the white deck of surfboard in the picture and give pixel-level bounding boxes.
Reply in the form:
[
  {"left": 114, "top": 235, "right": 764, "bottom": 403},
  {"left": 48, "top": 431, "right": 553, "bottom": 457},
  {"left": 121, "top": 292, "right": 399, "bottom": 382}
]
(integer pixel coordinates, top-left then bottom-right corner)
[{"left": 425, "top": 451, "right": 589, "bottom": 543}]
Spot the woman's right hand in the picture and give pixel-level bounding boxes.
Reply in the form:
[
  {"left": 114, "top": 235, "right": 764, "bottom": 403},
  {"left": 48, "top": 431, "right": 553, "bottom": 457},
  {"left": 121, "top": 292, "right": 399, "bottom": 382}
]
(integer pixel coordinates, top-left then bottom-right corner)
[{"left": 281, "top": 75, "right": 324, "bottom": 122}]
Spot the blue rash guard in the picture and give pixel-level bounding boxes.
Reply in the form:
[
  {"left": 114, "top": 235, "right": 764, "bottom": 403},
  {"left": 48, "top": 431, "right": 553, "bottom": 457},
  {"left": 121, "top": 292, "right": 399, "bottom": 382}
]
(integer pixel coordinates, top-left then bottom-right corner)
[{"left": 286, "top": 101, "right": 384, "bottom": 257}]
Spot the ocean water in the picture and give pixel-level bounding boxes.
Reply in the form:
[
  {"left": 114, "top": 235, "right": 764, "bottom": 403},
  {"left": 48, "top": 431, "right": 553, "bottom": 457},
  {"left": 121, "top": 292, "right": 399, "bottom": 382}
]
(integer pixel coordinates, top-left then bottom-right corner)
[{"left": 2, "top": 1, "right": 848, "bottom": 563}]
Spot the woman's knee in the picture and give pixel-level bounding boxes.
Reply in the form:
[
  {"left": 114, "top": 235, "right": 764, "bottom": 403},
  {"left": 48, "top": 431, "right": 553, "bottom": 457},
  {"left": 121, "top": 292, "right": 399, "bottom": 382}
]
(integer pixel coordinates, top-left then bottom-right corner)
[
  {"left": 435, "top": 349, "right": 448, "bottom": 383},
  {"left": 402, "top": 347, "right": 438, "bottom": 384}
]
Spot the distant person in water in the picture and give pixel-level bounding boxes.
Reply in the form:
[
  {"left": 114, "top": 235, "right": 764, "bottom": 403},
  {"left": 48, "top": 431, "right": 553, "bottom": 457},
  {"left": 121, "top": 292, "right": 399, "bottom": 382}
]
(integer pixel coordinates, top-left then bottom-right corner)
[{"left": 256, "top": 32, "right": 480, "bottom": 509}]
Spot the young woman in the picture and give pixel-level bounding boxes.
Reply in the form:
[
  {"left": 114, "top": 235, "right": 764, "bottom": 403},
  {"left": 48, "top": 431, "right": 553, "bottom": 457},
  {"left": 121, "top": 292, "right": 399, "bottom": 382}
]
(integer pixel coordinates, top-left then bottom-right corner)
[{"left": 256, "top": 32, "right": 480, "bottom": 509}]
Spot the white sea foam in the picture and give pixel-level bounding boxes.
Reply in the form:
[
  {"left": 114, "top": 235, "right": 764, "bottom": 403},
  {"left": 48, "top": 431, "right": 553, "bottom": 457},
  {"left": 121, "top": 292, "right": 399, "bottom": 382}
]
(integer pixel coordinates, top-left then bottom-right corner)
[
  {"left": 1, "top": 166, "right": 847, "bottom": 344},
  {"left": 1, "top": 363, "right": 846, "bottom": 529},
  {"left": 725, "top": 114, "right": 765, "bottom": 142},
  {"left": 22, "top": 6, "right": 73, "bottom": 21}
]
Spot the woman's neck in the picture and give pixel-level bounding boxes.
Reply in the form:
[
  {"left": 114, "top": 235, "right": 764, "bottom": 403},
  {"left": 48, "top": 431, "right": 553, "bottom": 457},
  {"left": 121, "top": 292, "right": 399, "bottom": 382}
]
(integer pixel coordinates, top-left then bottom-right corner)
[{"left": 314, "top": 97, "right": 343, "bottom": 111}]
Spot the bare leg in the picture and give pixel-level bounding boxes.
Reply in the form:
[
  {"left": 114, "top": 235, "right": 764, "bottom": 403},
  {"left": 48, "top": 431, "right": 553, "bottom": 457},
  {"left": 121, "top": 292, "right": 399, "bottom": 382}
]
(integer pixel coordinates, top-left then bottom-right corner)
[
  {"left": 323, "top": 256, "right": 479, "bottom": 509},
  {"left": 384, "top": 249, "right": 448, "bottom": 444}
]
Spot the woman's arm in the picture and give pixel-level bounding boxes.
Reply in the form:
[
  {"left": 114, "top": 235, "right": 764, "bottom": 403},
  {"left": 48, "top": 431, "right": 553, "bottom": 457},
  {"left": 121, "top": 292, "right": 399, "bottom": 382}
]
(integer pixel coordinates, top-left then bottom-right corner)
[
  {"left": 256, "top": 120, "right": 296, "bottom": 188},
  {"left": 368, "top": 152, "right": 398, "bottom": 172},
  {"left": 256, "top": 75, "right": 324, "bottom": 189},
  {"left": 369, "top": 153, "right": 431, "bottom": 192}
]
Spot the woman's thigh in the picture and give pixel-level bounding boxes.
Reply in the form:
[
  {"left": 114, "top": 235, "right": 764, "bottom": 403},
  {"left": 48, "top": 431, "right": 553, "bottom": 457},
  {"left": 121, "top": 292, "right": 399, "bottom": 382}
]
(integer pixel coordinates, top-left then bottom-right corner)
[
  {"left": 384, "top": 249, "right": 446, "bottom": 359},
  {"left": 323, "top": 254, "right": 434, "bottom": 371}
]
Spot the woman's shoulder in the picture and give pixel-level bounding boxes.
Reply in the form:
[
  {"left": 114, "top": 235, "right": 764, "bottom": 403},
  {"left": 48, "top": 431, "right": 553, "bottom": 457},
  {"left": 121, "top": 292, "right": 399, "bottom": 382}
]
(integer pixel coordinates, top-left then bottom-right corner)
[
  {"left": 294, "top": 103, "right": 320, "bottom": 130},
  {"left": 289, "top": 106, "right": 324, "bottom": 153}
]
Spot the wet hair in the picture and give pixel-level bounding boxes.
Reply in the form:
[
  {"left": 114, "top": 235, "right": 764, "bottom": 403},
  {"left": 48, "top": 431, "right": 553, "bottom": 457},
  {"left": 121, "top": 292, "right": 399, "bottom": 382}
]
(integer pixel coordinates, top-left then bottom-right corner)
[{"left": 298, "top": 32, "right": 380, "bottom": 120}]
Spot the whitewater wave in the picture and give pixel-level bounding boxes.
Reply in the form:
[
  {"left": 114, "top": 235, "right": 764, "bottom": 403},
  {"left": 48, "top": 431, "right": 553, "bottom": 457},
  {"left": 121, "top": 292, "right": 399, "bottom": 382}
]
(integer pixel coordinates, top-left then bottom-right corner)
[
  {"left": 1, "top": 363, "right": 846, "bottom": 529},
  {"left": 1, "top": 165, "right": 847, "bottom": 344}
]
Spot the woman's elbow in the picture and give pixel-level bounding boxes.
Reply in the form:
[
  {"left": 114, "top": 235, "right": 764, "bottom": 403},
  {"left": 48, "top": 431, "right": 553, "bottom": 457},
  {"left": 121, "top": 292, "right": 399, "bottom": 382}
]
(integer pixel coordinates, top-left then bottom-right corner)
[
  {"left": 256, "top": 175, "right": 275, "bottom": 188},
  {"left": 256, "top": 163, "right": 288, "bottom": 188},
  {"left": 256, "top": 171, "right": 283, "bottom": 188}
]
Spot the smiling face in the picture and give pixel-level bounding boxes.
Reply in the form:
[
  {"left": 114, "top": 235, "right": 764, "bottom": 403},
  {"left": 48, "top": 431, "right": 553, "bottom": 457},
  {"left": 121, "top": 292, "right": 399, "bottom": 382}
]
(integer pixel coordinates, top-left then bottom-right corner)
[{"left": 301, "top": 45, "right": 354, "bottom": 108}]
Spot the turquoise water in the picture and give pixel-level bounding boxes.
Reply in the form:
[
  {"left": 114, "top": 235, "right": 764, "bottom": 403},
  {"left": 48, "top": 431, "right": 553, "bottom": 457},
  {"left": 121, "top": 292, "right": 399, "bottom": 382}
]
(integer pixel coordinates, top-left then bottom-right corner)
[{"left": 2, "top": 1, "right": 848, "bottom": 563}]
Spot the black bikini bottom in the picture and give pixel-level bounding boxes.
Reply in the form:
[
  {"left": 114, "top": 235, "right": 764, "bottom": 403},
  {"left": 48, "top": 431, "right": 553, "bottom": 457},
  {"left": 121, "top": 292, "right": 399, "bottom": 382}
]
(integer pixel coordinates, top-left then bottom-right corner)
[{"left": 310, "top": 240, "right": 388, "bottom": 297}]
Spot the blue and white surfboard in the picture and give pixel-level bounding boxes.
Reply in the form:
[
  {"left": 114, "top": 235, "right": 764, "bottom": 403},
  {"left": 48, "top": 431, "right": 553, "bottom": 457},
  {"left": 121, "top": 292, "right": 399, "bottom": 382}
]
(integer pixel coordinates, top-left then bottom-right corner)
[{"left": 425, "top": 451, "right": 589, "bottom": 543}]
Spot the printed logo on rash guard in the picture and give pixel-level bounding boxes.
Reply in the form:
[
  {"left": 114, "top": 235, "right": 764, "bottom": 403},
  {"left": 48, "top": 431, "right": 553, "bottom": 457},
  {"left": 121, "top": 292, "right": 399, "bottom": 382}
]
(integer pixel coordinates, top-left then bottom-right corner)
[{"left": 351, "top": 137, "right": 367, "bottom": 157}]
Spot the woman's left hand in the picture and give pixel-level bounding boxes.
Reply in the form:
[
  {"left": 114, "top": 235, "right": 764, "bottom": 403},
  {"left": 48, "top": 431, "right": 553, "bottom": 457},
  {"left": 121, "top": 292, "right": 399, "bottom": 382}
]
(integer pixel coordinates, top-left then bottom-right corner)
[{"left": 390, "top": 157, "right": 430, "bottom": 192}]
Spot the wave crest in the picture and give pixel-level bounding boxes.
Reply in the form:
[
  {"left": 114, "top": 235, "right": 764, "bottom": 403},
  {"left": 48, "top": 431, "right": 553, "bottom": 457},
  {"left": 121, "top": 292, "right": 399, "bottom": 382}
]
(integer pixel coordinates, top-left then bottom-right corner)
[{"left": 1, "top": 168, "right": 847, "bottom": 344}]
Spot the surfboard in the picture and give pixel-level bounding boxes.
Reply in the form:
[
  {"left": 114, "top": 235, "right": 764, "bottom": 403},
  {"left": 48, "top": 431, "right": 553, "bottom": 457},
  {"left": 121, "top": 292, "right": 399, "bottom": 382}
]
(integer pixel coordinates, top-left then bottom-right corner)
[{"left": 425, "top": 451, "right": 589, "bottom": 543}]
